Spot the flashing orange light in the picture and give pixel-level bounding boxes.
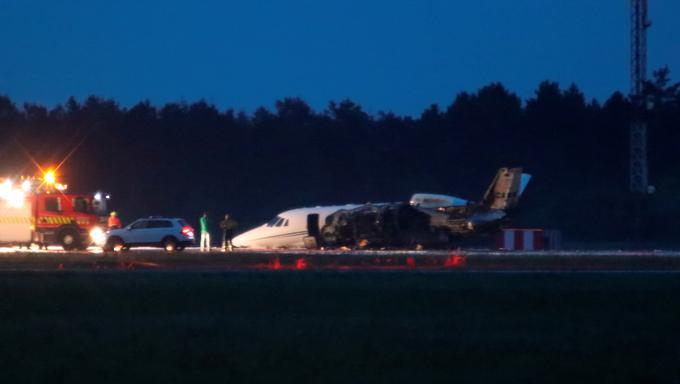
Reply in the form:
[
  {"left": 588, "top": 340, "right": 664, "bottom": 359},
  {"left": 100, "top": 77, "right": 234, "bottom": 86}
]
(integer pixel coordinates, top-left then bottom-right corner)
[{"left": 44, "top": 170, "right": 56, "bottom": 184}]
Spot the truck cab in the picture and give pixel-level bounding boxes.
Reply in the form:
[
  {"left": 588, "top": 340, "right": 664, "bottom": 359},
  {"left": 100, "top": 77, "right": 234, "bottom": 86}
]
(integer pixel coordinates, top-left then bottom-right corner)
[{"left": 33, "top": 193, "right": 103, "bottom": 250}]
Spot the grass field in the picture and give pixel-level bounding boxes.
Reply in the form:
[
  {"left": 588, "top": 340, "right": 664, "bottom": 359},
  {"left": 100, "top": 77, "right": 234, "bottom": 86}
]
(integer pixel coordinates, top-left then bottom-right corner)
[{"left": 0, "top": 271, "right": 679, "bottom": 383}]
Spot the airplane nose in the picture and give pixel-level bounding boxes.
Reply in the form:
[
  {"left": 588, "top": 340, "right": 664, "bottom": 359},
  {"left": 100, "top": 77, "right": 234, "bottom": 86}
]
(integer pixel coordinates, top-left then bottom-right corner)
[{"left": 231, "top": 233, "right": 249, "bottom": 248}]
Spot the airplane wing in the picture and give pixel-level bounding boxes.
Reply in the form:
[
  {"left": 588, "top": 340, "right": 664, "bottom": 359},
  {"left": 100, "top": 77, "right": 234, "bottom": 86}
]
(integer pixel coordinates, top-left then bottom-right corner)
[{"left": 409, "top": 193, "right": 468, "bottom": 209}]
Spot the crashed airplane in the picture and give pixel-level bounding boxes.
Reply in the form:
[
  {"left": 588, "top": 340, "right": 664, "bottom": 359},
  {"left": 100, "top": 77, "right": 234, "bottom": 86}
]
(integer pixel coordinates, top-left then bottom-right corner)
[{"left": 232, "top": 168, "right": 531, "bottom": 249}]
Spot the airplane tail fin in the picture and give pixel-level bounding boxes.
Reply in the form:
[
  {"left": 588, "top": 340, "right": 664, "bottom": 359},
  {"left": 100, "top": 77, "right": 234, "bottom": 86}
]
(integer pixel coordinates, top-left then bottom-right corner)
[{"left": 481, "top": 168, "right": 530, "bottom": 210}]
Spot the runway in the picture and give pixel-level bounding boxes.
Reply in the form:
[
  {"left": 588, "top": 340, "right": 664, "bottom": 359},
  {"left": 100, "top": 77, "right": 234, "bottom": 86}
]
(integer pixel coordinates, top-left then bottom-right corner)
[{"left": 1, "top": 246, "right": 680, "bottom": 272}]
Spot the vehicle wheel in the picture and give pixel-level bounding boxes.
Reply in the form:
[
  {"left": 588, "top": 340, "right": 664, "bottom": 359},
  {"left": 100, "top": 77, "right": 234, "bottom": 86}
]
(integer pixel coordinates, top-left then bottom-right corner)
[
  {"left": 59, "top": 228, "right": 81, "bottom": 251},
  {"left": 162, "top": 238, "right": 178, "bottom": 253},
  {"left": 105, "top": 237, "right": 125, "bottom": 252}
]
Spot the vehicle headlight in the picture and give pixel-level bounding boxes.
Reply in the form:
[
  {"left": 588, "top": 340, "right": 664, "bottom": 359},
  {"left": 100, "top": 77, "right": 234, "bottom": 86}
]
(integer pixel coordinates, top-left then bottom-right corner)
[{"left": 90, "top": 226, "right": 107, "bottom": 246}]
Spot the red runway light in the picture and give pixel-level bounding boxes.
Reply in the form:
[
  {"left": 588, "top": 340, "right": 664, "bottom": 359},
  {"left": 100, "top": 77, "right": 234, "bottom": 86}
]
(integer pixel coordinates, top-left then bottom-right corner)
[
  {"left": 406, "top": 256, "right": 416, "bottom": 267},
  {"left": 444, "top": 253, "right": 467, "bottom": 268}
]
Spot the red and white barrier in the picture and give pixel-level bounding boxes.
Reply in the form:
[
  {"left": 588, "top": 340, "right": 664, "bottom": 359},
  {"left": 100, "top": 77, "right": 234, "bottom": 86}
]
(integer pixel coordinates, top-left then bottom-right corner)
[{"left": 496, "top": 229, "right": 545, "bottom": 251}]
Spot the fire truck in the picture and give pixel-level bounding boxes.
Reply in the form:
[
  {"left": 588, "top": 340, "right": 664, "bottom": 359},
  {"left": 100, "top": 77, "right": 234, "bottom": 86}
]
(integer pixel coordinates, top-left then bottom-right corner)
[{"left": 0, "top": 173, "right": 109, "bottom": 250}]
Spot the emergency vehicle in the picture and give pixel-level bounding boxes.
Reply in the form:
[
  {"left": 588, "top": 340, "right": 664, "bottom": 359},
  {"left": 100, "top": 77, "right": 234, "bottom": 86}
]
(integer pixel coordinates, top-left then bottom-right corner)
[{"left": 0, "top": 172, "right": 109, "bottom": 250}]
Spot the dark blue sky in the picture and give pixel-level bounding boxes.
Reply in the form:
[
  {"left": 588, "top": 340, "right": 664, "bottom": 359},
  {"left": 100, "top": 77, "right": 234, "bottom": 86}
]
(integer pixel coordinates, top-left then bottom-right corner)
[{"left": 1, "top": 0, "right": 678, "bottom": 116}]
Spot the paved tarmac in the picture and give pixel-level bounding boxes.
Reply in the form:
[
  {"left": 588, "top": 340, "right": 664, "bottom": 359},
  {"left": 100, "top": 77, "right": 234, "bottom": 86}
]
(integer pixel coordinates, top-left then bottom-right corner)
[{"left": 1, "top": 246, "right": 680, "bottom": 272}]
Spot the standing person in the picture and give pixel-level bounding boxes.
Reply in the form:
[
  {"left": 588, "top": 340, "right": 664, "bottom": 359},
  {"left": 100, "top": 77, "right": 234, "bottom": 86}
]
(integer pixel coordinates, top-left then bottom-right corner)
[
  {"left": 200, "top": 212, "right": 211, "bottom": 251},
  {"left": 220, "top": 214, "right": 238, "bottom": 251},
  {"left": 107, "top": 211, "right": 122, "bottom": 230}
]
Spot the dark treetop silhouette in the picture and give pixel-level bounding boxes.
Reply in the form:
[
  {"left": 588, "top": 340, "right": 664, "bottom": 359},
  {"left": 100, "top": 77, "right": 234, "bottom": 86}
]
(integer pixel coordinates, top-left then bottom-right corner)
[{"left": 1, "top": 74, "right": 678, "bottom": 245}]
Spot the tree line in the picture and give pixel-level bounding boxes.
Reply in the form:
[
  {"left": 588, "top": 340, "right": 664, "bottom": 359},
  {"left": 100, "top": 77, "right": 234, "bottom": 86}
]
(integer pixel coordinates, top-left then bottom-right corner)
[{"left": 0, "top": 70, "right": 679, "bottom": 245}]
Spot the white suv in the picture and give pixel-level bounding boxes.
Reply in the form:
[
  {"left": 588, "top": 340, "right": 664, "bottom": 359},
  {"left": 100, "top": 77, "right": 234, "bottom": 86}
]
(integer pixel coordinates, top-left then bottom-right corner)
[{"left": 104, "top": 217, "right": 195, "bottom": 252}]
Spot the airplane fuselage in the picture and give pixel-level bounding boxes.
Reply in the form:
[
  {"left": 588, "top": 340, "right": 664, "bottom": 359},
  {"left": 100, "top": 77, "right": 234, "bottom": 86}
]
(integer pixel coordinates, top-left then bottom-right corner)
[
  {"left": 232, "top": 168, "right": 530, "bottom": 250},
  {"left": 232, "top": 205, "right": 360, "bottom": 249}
]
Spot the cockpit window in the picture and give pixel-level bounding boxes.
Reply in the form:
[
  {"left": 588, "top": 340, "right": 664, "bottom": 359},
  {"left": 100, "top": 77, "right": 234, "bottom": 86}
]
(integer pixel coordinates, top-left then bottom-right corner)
[
  {"left": 266, "top": 216, "right": 284, "bottom": 227},
  {"left": 284, "top": 219, "right": 289, "bottom": 227},
  {"left": 275, "top": 217, "right": 285, "bottom": 227}
]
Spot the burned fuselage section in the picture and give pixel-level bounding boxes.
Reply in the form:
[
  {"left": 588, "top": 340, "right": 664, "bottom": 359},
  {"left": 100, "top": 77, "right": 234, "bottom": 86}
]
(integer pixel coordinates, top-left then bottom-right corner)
[
  {"left": 318, "top": 202, "right": 507, "bottom": 248},
  {"left": 317, "top": 167, "right": 530, "bottom": 249},
  {"left": 320, "top": 203, "right": 432, "bottom": 248}
]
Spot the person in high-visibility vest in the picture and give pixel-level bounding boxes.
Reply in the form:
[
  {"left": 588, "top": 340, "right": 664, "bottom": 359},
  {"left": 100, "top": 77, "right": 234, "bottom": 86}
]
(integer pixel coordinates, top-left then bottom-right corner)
[
  {"left": 107, "top": 211, "right": 122, "bottom": 230},
  {"left": 200, "top": 212, "right": 211, "bottom": 251}
]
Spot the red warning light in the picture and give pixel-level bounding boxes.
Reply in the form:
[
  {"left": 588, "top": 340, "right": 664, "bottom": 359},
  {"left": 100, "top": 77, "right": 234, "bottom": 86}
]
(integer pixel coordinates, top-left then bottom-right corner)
[
  {"left": 295, "top": 258, "right": 307, "bottom": 270},
  {"left": 444, "top": 253, "right": 467, "bottom": 268}
]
